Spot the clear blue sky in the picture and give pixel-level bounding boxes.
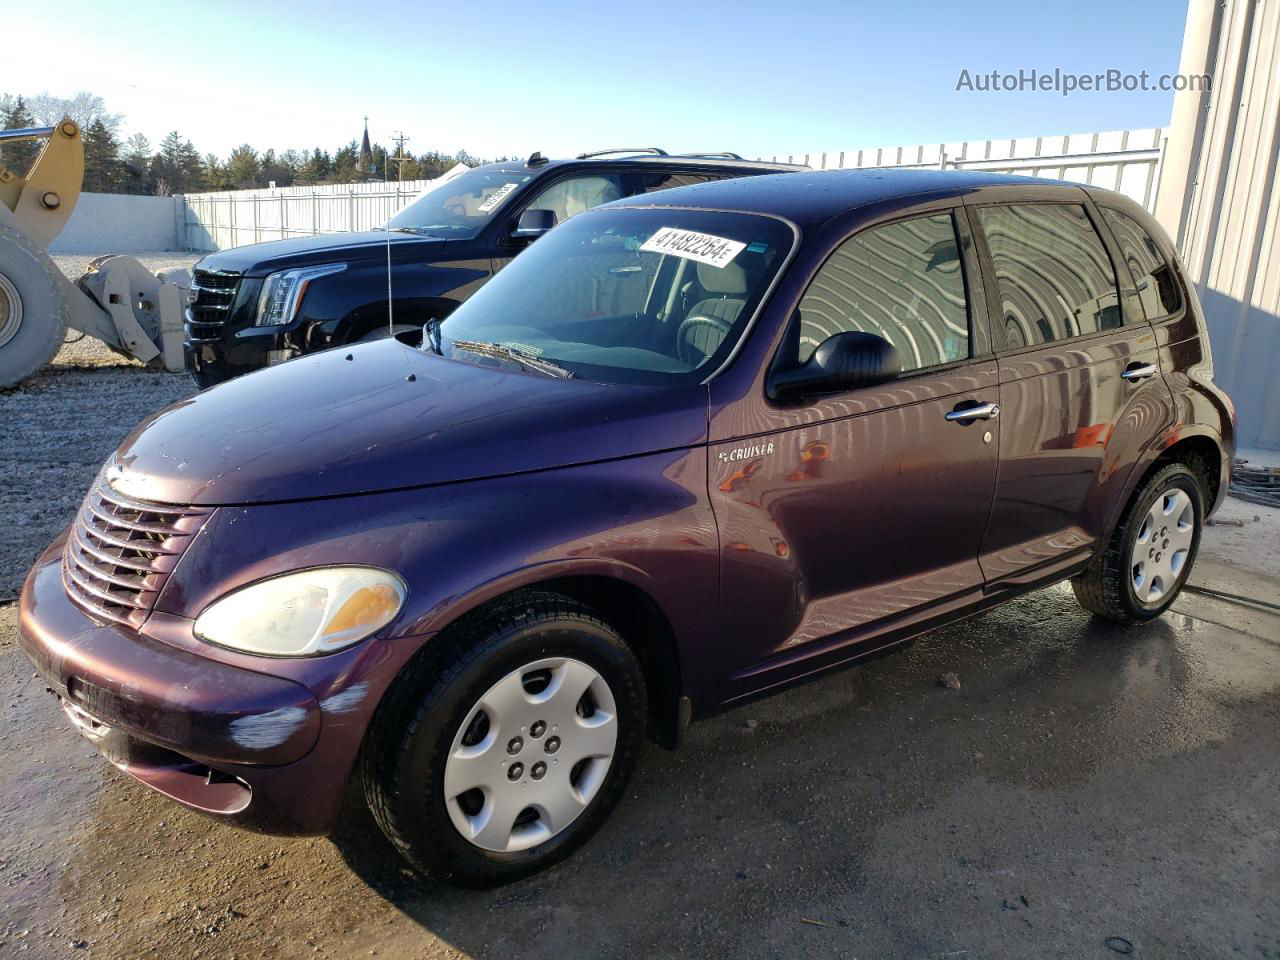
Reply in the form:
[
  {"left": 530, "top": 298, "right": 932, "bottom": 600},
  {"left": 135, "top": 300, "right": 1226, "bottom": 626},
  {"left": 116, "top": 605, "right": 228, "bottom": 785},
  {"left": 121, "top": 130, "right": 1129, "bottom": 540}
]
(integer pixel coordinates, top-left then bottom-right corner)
[{"left": 0, "top": 0, "right": 1190, "bottom": 161}]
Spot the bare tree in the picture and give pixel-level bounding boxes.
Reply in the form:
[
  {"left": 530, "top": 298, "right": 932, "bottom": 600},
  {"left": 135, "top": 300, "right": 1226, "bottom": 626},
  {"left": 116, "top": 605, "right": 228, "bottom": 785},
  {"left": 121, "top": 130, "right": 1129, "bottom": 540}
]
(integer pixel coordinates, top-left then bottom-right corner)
[{"left": 26, "top": 91, "right": 123, "bottom": 136}]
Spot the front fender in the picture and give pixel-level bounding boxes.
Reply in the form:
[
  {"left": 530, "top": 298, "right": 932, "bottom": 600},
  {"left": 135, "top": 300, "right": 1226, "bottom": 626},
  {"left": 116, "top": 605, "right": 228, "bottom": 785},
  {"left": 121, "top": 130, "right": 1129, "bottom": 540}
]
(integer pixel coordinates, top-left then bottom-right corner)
[
  {"left": 294, "top": 257, "right": 493, "bottom": 348},
  {"left": 157, "top": 449, "right": 720, "bottom": 703}
]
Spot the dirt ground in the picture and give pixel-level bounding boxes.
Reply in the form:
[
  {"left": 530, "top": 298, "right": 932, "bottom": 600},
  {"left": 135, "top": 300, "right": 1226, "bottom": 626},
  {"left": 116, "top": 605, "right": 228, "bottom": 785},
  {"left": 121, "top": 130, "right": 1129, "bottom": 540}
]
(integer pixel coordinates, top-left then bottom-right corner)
[{"left": 1, "top": 258, "right": 1277, "bottom": 959}]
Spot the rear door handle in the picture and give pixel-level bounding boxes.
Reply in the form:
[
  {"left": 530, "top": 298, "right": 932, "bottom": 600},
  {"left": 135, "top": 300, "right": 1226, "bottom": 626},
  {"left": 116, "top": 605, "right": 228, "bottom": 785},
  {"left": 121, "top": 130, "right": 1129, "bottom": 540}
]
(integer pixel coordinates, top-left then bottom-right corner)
[
  {"left": 945, "top": 401, "right": 1000, "bottom": 422},
  {"left": 1121, "top": 362, "right": 1158, "bottom": 382}
]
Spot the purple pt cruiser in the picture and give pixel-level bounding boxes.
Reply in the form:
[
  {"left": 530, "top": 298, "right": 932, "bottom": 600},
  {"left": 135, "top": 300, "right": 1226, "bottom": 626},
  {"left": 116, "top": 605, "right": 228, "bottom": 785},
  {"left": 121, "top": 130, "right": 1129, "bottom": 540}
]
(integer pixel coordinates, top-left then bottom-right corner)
[{"left": 19, "top": 169, "right": 1234, "bottom": 886}]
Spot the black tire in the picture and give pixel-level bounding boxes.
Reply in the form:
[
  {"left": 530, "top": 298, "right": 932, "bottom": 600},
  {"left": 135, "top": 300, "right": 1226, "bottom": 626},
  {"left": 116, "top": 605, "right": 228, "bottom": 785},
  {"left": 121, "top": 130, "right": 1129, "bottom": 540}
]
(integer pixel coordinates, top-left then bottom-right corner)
[
  {"left": 361, "top": 590, "right": 647, "bottom": 887},
  {"left": 0, "top": 223, "right": 69, "bottom": 389},
  {"left": 1072, "top": 463, "right": 1205, "bottom": 622}
]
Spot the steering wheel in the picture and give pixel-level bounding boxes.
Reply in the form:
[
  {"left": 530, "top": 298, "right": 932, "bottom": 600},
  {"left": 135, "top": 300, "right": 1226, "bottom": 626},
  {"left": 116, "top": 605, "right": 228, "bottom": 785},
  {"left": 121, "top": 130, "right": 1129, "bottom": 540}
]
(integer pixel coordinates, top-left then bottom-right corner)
[{"left": 675, "top": 314, "right": 733, "bottom": 367}]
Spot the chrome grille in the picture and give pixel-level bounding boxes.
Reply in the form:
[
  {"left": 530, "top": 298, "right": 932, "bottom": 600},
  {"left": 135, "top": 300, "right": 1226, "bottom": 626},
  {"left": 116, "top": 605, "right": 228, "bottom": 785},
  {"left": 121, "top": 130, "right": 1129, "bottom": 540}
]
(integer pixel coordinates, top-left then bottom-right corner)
[
  {"left": 185, "top": 268, "right": 241, "bottom": 343},
  {"left": 62, "top": 475, "right": 211, "bottom": 628}
]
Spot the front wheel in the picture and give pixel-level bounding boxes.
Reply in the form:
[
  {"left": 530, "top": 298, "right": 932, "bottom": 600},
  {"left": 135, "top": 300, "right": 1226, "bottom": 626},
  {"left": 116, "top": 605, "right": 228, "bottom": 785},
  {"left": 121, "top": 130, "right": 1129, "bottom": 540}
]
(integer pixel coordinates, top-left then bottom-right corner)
[
  {"left": 362, "top": 591, "right": 647, "bottom": 887},
  {"left": 1072, "top": 463, "right": 1204, "bottom": 621}
]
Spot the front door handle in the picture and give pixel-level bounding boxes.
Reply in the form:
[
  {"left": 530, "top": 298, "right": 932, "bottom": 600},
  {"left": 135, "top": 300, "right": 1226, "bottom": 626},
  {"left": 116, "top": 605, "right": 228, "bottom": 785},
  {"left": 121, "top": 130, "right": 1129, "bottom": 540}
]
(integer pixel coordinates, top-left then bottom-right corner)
[
  {"left": 945, "top": 401, "right": 1000, "bottom": 422},
  {"left": 1121, "top": 362, "right": 1158, "bottom": 382}
]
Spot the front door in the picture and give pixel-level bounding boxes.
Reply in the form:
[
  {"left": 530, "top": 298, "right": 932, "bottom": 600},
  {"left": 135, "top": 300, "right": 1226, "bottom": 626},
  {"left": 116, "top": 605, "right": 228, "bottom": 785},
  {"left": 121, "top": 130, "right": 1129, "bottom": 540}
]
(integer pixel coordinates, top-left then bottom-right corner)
[
  {"left": 969, "top": 200, "right": 1175, "bottom": 590},
  {"left": 490, "top": 171, "right": 629, "bottom": 275},
  {"left": 710, "top": 208, "right": 1001, "bottom": 702}
]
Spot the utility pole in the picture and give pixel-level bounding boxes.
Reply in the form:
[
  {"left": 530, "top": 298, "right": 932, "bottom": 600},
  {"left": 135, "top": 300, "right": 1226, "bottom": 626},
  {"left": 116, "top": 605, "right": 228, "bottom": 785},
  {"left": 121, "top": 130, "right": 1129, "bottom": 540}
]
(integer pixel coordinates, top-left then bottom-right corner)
[{"left": 389, "top": 131, "right": 411, "bottom": 183}]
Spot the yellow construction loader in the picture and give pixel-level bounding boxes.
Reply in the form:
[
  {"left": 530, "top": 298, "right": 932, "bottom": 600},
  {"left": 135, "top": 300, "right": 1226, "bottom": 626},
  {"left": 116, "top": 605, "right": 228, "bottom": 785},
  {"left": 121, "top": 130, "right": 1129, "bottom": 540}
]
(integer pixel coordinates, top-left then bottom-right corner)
[{"left": 0, "top": 119, "right": 185, "bottom": 387}]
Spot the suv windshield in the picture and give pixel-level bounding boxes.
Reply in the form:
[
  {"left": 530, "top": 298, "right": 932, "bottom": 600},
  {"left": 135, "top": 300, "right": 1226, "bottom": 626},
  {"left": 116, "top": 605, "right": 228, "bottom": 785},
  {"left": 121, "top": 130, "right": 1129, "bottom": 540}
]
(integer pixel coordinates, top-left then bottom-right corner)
[
  {"left": 386, "top": 167, "right": 532, "bottom": 238},
  {"left": 438, "top": 207, "right": 794, "bottom": 385}
]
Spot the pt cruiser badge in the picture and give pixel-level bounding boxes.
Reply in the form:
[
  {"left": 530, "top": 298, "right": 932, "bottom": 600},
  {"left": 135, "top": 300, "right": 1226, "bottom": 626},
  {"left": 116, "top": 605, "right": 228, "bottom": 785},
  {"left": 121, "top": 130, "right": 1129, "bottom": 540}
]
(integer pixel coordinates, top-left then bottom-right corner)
[{"left": 718, "top": 441, "right": 776, "bottom": 464}]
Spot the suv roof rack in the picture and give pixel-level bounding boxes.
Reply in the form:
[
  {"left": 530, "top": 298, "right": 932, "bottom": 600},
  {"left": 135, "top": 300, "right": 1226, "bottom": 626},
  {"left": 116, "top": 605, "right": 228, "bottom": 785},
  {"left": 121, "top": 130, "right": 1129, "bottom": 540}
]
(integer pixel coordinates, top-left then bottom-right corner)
[
  {"left": 576, "top": 147, "right": 669, "bottom": 159},
  {"left": 670, "top": 152, "right": 745, "bottom": 160}
]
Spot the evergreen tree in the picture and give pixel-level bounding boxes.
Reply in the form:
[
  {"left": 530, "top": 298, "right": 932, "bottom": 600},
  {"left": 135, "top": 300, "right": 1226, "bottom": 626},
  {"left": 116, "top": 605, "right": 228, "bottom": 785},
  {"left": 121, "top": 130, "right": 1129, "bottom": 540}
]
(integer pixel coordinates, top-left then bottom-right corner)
[
  {"left": 203, "top": 153, "right": 232, "bottom": 191},
  {"left": 259, "top": 148, "right": 295, "bottom": 188},
  {"left": 0, "top": 95, "right": 38, "bottom": 175},
  {"left": 82, "top": 119, "right": 124, "bottom": 192},
  {"left": 177, "top": 138, "right": 204, "bottom": 192},
  {"left": 298, "top": 148, "right": 333, "bottom": 184},
  {"left": 227, "top": 144, "right": 260, "bottom": 189},
  {"left": 122, "top": 133, "right": 152, "bottom": 195}
]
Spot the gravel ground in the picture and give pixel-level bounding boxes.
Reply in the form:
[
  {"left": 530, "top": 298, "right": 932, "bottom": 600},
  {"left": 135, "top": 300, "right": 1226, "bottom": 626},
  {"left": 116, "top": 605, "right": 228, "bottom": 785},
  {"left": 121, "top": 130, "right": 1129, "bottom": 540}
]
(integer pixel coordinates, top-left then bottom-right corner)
[
  {"left": 0, "top": 258, "right": 1277, "bottom": 958},
  {"left": 0, "top": 254, "right": 199, "bottom": 601}
]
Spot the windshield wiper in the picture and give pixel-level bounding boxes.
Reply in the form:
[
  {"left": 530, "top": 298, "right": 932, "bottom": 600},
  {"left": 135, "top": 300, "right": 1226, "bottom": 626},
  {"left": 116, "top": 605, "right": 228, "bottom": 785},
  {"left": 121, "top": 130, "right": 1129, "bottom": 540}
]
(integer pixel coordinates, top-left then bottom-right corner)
[
  {"left": 386, "top": 226, "right": 444, "bottom": 236},
  {"left": 450, "top": 340, "right": 574, "bottom": 379}
]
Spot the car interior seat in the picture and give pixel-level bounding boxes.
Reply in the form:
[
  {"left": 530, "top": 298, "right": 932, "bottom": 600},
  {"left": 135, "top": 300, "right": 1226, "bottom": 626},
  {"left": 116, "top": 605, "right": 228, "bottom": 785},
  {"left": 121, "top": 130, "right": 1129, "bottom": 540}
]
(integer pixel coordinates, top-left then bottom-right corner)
[{"left": 675, "top": 260, "right": 749, "bottom": 367}]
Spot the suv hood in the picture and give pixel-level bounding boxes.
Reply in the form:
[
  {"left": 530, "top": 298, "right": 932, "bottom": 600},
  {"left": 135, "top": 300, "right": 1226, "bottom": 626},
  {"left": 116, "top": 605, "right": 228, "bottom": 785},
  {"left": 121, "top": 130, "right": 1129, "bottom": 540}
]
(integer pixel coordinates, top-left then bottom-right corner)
[
  {"left": 108, "top": 343, "right": 708, "bottom": 506},
  {"left": 196, "top": 230, "right": 447, "bottom": 275}
]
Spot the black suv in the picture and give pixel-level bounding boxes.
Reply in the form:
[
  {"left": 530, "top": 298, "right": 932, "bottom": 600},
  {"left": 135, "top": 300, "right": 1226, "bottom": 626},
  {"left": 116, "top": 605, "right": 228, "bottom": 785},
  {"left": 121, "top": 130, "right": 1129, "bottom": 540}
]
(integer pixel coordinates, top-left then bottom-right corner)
[{"left": 185, "top": 149, "right": 805, "bottom": 386}]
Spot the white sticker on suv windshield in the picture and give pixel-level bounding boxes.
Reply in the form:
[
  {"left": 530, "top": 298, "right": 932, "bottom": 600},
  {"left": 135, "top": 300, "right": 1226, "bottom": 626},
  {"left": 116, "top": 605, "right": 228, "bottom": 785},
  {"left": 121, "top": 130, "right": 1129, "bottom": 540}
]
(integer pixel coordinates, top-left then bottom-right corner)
[
  {"left": 640, "top": 227, "right": 746, "bottom": 268},
  {"left": 477, "top": 182, "right": 519, "bottom": 213}
]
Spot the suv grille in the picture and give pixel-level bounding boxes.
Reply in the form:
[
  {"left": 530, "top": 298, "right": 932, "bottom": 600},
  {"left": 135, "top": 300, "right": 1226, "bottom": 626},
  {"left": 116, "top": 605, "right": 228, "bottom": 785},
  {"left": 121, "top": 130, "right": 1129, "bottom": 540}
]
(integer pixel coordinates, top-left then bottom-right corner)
[
  {"left": 186, "top": 268, "right": 241, "bottom": 343},
  {"left": 62, "top": 475, "right": 212, "bottom": 628}
]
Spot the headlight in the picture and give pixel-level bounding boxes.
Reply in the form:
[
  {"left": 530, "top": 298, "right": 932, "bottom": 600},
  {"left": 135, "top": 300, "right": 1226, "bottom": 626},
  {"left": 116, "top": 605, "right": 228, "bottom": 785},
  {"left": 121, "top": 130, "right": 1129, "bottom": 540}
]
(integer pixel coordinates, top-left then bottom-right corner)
[
  {"left": 255, "top": 263, "right": 346, "bottom": 326},
  {"left": 194, "top": 567, "right": 406, "bottom": 657}
]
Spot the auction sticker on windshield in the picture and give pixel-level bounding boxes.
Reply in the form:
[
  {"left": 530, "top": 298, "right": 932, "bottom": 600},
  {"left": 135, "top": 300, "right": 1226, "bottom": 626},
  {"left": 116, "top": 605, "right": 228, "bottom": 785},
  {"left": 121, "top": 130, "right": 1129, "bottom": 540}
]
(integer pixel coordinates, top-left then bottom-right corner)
[
  {"left": 477, "top": 183, "right": 520, "bottom": 213},
  {"left": 640, "top": 227, "right": 746, "bottom": 268}
]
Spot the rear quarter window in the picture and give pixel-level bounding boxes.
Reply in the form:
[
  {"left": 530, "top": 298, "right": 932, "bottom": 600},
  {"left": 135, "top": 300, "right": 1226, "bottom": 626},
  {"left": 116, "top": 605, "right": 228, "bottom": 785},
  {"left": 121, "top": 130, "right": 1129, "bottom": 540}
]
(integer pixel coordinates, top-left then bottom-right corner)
[{"left": 1099, "top": 206, "right": 1183, "bottom": 320}]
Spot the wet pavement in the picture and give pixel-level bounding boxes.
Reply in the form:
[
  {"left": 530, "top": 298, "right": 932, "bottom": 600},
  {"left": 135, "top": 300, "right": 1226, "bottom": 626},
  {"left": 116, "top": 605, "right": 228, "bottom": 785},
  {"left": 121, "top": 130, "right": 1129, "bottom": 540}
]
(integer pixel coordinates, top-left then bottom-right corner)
[
  {"left": 2, "top": 579, "right": 1277, "bottom": 960},
  {"left": 2, "top": 323, "right": 1278, "bottom": 958}
]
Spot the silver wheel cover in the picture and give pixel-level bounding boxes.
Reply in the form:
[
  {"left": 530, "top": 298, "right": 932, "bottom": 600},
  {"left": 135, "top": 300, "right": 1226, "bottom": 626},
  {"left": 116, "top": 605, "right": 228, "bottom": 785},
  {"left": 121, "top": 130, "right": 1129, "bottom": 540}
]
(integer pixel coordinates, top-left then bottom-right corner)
[
  {"left": 1130, "top": 487, "right": 1196, "bottom": 604},
  {"left": 443, "top": 657, "right": 618, "bottom": 853},
  {"left": 0, "top": 272, "right": 23, "bottom": 350}
]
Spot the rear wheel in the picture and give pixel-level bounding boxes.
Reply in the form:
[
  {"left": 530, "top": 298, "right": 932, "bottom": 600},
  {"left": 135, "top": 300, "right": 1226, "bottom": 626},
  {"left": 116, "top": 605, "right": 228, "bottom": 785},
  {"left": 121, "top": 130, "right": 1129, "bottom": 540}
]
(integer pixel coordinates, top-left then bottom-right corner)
[
  {"left": 1072, "top": 463, "right": 1204, "bottom": 621},
  {"left": 362, "top": 591, "right": 646, "bottom": 887},
  {"left": 0, "top": 224, "right": 68, "bottom": 388}
]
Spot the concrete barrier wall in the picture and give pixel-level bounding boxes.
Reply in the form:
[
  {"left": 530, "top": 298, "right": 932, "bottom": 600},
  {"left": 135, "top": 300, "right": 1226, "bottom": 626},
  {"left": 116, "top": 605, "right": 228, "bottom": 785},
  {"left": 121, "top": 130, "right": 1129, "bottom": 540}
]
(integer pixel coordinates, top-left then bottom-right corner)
[{"left": 48, "top": 193, "right": 182, "bottom": 254}]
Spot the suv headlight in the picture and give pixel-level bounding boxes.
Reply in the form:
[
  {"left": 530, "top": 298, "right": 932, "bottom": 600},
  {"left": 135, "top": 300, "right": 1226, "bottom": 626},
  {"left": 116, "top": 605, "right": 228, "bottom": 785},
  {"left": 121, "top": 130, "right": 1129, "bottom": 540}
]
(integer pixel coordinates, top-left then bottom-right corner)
[
  {"left": 194, "top": 567, "right": 406, "bottom": 657},
  {"left": 255, "top": 263, "right": 346, "bottom": 326}
]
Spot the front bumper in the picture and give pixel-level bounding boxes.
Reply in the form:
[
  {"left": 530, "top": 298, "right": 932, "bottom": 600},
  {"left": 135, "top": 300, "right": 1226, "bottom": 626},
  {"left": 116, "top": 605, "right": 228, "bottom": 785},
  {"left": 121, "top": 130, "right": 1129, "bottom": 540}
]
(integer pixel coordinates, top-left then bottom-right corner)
[
  {"left": 185, "top": 320, "right": 298, "bottom": 389},
  {"left": 18, "top": 538, "right": 405, "bottom": 835}
]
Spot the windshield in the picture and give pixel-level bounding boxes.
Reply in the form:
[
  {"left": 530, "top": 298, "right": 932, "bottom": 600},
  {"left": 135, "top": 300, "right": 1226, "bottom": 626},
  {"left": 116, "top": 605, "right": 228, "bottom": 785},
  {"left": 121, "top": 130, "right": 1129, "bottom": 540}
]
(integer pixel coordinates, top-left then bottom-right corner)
[
  {"left": 385, "top": 166, "right": 532, "bottom": 238},
  {"left": 437, "top": 207, "right": 794, "bottom": 385}
]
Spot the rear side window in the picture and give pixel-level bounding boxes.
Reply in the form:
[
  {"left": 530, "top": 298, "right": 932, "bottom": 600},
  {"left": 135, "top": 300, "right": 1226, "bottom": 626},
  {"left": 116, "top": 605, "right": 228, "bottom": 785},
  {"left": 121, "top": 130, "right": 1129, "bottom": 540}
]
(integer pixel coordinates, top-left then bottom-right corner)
[
  {"left": 1099, "top": 206, "right": 1182, "bottom": 320},
  {"left": 977, "top": 204, "right": 1121, "bottom": 350},
  {"left": 641, "top": 172, "right": 730, "bottom": 193},
  {"left": 794, "top": 212, "right": 970, "bottom": 372}
]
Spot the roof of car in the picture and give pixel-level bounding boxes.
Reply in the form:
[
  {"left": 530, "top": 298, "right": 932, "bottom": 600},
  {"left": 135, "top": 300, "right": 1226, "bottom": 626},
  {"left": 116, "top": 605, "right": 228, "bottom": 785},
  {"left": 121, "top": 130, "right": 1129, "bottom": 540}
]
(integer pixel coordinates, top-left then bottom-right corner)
[
  {"left": 606, "top": 167, "right": 1087, "bottom": 230},
  {"left": 485, "top": 153, "right": 808, "bottom": 176}
]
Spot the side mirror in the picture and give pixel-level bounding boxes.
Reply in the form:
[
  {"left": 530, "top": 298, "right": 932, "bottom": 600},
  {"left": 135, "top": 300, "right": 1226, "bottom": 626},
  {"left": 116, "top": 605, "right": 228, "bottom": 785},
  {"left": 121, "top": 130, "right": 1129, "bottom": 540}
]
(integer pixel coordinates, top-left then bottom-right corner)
[
  {"left": 512, "top": 208, "right": 557, "bottom": 240},
  {"left": 768, "top": 331, "right": 902, "bottom": 402}
]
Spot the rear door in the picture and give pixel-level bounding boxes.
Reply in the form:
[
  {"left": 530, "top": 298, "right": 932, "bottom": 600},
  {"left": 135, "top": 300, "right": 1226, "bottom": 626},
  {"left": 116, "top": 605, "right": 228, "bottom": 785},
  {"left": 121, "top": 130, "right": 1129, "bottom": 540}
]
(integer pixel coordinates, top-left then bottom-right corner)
[{"left": 968, "top": 199, "right": 1175, "bottom": 590}]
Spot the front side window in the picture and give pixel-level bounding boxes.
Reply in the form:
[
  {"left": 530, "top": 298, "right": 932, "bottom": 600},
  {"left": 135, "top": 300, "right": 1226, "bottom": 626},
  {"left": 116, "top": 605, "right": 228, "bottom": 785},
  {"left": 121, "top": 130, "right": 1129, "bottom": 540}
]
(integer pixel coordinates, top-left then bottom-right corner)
[
  {"left": 386, "top": 166, "right": 533, "bottom": 238},
  {"left": 978, "top": 203, "right": 1121, "bottom": 350},
  {"left": 792, "top": 212, "right": 970, "bottom": 372},
  {"left": 1099, "top": 206, "right": 1182, "bottom": 320},
  {"left": 520, "top": 174, "right": 625, "bottom": 227},
  {"left": 438, "top": 208, "right": 794, "bottom": 386}
]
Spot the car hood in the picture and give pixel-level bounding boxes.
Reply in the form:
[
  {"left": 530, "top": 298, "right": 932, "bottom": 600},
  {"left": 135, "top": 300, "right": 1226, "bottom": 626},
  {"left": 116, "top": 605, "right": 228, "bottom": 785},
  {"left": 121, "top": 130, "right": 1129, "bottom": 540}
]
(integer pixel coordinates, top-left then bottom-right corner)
[
  {"left": 196, "top": 230, "right": 448, "bottom": 275},
  {"left": 107, "top": 343, "right": 708, "bottom": 507}
]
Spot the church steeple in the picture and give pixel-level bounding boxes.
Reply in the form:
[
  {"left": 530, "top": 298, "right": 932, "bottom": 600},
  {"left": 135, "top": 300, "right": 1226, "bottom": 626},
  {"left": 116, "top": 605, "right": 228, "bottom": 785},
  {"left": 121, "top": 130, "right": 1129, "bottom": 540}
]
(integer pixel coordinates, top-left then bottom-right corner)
[{"left": 357, "top": 116, "right": 374, "bottom": 176}]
